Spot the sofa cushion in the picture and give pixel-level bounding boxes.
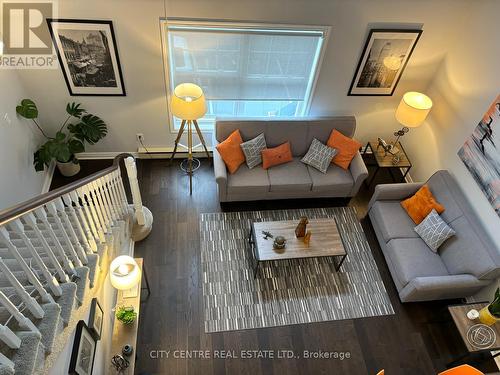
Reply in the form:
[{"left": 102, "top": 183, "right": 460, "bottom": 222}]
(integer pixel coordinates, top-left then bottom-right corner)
[
  {"left": 265, "top": 122, "right": 309, "bottom": 156},
  {"left": 414, "top": 209, "right": 455, "bottom": 252},
  {"left": 268, "top": 157, "right": 312, "bottom": 192},
  {"left": 370, "top": 201, "right": 420, "bottom": 242},
  {"left": 240, "top": 133, "right": 267, "bottom": 169},
  {"left": 401, "top": 185, "right": 445, "bottom": 224},
  {"left": 301, "top": 138, "right": 337, "bottom": 174},
  {"left": 386, "top": 238, "right": 449, "bottom": 287},
  {"left": 439, "top": 216, "right": 496, "bottom": 279},
  {"left": 262, "top": 142, "right": 293, "bottom": 170},
  {"left": 227, "top": 165, "right": 269, "bottom": 195},
  {"left": 307, "top": 164, "right": 354, "bottom": 193},
  {"left": 426, "top": 171, "right": 463, "bottom": 223},
  {"left": 327, "top": 129, "right": 362, "bottom": 170},
  {"left": 215, "top": 129, "right": 245, "bottom": 174}
]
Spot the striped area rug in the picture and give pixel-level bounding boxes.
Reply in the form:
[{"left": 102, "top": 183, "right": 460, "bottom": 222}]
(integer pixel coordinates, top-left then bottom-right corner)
[{"left": 200, "top": 207, "right": 394, "bottom": 333}]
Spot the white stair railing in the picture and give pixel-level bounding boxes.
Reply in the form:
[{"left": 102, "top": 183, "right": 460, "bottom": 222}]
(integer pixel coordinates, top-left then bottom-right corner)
[{"left": 0, "top": 154, "right": 151, "bottom": 366}]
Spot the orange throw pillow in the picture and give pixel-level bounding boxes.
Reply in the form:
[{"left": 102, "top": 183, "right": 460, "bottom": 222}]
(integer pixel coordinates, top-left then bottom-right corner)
[
  {"left": 261, "top": 142, "right": 293, "bottom": 169},
  {"left": 401, "top": 185, "right": 445, "bottom": 224},
  {"left": 215, "top": 130, "right": 245, "bottom": 174},
  {"left": 327, "top": 129, "right": 362, "bottom": 170}
]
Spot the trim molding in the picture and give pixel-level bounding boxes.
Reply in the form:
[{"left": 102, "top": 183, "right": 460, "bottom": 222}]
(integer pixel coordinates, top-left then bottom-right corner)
[
  {"left": 41, "top": 161, "right": 56, "bottom": 193},
  {"left": 76, "top": 147, "right": 213, "bottom": 160}
]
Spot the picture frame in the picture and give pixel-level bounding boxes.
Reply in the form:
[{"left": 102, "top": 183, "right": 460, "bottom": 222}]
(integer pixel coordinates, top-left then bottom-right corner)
[
  {"left": 69, "top": 321, "right": 97, "bottom": 375},
  {"left": 46, "top": 19, "right": 126, "bottom": 96},
  {"left": 88, "top": 298, "right": 104, "bottom": 340},
  {"left": 348, "top": 29, "right": 422, "bottom": 96}
]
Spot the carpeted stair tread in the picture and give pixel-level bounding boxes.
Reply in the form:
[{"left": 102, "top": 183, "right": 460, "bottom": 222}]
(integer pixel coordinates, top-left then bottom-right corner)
[
  {"left": 36, "top": 303, "right": 61, "bottom": 354},
  {"left": 74, "top": 266, "right": 89, "bottom": 304},
  {"left": 86, "top": 254, "right": 99, "bottom": 288},
  {"left": 56, "top": 282, "right": 76, "bottom": 325},
  {"left": 7, "top": 331, "right": 42, "bottom": 375}
]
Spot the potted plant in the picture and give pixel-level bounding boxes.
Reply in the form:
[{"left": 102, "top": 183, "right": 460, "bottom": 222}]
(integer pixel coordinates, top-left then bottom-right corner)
[
  {"left": 115, "top": 305, "right": 137, "bottom": 325},
  {"left": 479, "top": 287, "right": 500, "bottom": 326},
  {"left": 16, "top": 99, "right": 107, "bottom": 176}
]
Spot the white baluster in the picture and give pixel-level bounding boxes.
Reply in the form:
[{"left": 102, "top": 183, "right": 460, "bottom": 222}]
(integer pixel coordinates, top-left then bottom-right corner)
[
  {"left": 62, "top": 194, "right": 96, "bottom": 253},
  {"left": 23, "top": 213, "right": 69, "bottom": 283},
  {"left": 110, "top": 172, "right": 127, "bottom": 217},
  {"left": 50, "top": 200, "right": 88, "bottom": 265},
  {"left": 0, "top": 324, "right": 20, "bottom": 349},
  {"left": 0, "top": 258, "right": 44, "bottom": 319},
  {"left": 33, "top": 208, "right": 76, "bottom": 278},
  {"left": 0, "top": 290, "right": 40, "bottom": 332},
  {"left": 116, "top": 169, "right": 130, "bottom": 214},
  {"left": 9, "top": 219, "right": 62, "bottom": 297},
  {"left": 104, "top": 174, "right": 120, "bottom": 220},
  {"left": 45, "top": 203, "right": 83, "bottom": 267},
  {"left": 93, "top": 180, "right": 113, "bottom": 228},
  {"left": 99, "top": 177, "right": 118, "bottom": 222},
  {"left": 75, "top": 188, "right": 105, "bottom": 244},
  {"left": 0, "top": 228, "right": 53, "bottom": 304},
  {"left": 83, "top": 185, "right": 108, "bottom": 235}
]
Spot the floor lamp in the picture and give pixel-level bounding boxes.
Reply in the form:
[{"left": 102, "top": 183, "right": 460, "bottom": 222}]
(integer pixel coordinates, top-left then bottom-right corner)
[{"left": 169, "top": 83, "right": 211, "bottom": 195}]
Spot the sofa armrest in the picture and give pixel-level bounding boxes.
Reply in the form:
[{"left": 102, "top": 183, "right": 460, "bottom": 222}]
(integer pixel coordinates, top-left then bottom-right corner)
[
  {"left": 349, "top": 152, "right": 369, "bottom": 196},
  {"left": 367, "top": 182, "right": 424, "bottom": 211},
  {"left": 212, "top": 136, "right": 228, "bottom": 201},
  {"left": 399, "top": 274, "right": 490, "bottom": 302}
]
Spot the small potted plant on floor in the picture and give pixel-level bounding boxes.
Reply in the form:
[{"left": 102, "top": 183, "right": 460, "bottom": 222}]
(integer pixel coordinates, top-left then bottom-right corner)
[
  {"left": 479, "top": 287, "right": 500, "bottom": 326},
  {"left": 16, "top": 99, "right": 108, "bottom": 176}
]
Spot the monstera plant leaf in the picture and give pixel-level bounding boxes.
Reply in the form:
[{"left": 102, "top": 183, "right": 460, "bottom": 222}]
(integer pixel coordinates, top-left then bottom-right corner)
[
  {"left": 66, "top": 102, "right": 85, "bottom": 118},
  {"left": 33, "top": 144, "right": 51, "bottom": 171},
  {"left": 68, "top": 139, "right": 85, "bottom": 154},
  {"left": 69, "top": 114, "right": 107, "bottom": 144},
  {"left": 16, "top": 99, "right": 38, "bottom": 119}
]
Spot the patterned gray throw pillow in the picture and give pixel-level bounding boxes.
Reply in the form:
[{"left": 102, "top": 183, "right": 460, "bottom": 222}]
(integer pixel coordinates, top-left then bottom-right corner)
[
  {"left": 301, "top": 138, "right": 337, "bottom": 174},
  {"left": 240, "top": 133, "right": 267, "bottom": 169},
  {"left": 414, "top": 209, "right": 456, "bottom": 252}
]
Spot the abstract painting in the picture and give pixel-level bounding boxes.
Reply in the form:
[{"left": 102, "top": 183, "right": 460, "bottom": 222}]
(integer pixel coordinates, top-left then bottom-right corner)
[
  {"left": 458, "top": 94, "right": 500, "bottom": 216},
  {"left": 348, "top": 29, "right": 422, "bottom": 96}
]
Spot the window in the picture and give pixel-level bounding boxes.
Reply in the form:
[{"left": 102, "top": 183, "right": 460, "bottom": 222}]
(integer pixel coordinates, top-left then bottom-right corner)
[{"left": 162, "top": 20, "right": 328, "bottom": 130}]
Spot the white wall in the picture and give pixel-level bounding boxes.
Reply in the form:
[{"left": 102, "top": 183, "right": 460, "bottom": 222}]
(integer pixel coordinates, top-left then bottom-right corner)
[
  {"left": 0, "top": 69, "right": 46, "bottom": 210},
  {"left": 16, "top": 0, "right": 474, "bottom": 153},
  {"left": 403, "top": 0, "right": 500, "bottom": 249}
]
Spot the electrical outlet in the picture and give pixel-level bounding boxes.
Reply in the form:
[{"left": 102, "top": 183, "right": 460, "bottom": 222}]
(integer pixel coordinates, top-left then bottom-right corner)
[{"left": 136, "top": 133, "right": 144, "bottom": 143}]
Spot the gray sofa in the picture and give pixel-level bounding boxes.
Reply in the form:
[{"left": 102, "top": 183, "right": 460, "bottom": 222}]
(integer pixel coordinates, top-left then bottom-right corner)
[
  {"left": 368, "top": 170, "right": 500, "bottom": 302},
  {"left": 213, "top": 117, "right": 369, "bottom": 202}
]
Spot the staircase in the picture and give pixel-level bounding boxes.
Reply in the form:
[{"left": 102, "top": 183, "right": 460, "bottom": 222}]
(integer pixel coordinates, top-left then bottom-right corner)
[{"left": 0, "top": 154, "right": 151, "bottom": 374}]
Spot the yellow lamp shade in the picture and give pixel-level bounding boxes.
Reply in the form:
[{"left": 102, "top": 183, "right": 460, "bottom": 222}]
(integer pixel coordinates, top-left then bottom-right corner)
[
  {"left": 110, "top": 256, "right": 141, "bottom": 290},
  {"left": 170, "top": 83, "right": 207, "bottom": 120},
  {"left": 395, "top": 92, "right": 433, "bottom": 128}
]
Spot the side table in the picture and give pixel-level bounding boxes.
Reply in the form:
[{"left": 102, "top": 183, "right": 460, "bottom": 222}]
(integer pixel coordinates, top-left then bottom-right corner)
[
  {"left": 363, "top": 140, "right": 412, "bottom": 187},
  {"left": 447, "top": 302, "right": 500, "bottom": 368}
]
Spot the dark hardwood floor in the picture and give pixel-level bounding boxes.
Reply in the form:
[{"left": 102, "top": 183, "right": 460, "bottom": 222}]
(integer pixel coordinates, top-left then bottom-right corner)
[{"left": 51, "top": 158, "right": 498, "bottom": 375}]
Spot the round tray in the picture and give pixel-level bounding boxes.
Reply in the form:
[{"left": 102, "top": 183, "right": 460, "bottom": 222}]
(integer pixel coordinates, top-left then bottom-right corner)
[{"left": 466, "top": 324, "right": 496, "bottom": 350}]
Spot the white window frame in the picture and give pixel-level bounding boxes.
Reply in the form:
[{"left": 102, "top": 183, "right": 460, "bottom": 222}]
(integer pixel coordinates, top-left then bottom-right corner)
[{"left": 160, "top": 19, "right": 330, "bottom": 133}]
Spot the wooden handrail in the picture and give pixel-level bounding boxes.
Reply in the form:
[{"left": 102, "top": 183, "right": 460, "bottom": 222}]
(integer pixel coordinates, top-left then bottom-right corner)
[{"left": 0, "top": 153, "right": 133, "bottom": 227}]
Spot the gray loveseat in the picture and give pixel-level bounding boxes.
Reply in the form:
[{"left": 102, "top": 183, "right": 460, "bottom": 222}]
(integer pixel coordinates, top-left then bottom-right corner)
[
  {"left": 213, "top": 117, "right": 368, "bottom": 202},
  {"left": 368, "top": 170, "right": 500, "bottom": 302}
]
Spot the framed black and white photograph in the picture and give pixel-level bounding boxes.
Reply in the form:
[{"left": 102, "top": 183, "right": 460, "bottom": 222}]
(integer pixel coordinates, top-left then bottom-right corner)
[
  {"left": 69, "top": 321, "right": 97, "bottom": 375},
  {"left": 348, "top": 29, "right": 422, "bottom": 96},
  {"left": 47, "top": 19, "right": 126, "bottom": 96},
  {"left": 88, "top": 298, "right": 103, "bottom": 340}
]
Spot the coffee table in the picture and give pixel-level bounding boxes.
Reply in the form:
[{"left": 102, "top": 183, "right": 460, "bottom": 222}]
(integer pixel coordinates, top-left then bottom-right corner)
[{"left": 248, "top": 218, "right": 348, "bottom": 279}]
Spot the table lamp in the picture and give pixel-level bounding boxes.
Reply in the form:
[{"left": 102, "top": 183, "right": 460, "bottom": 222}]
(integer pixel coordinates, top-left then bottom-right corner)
[
  {"left": 169, "top": 83, "right": 211, "bottom": 195},
  {"left": 393, "top": 91, "right": 433, "bottom": 145},
  {"left": 110, "top": 255, "right": 141, "bottom": 297}
]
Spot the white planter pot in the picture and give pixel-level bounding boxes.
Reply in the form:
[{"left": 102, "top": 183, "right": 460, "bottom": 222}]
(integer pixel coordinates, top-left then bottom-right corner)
[{"left": 56, "top": 161, "right": 81, "bottom": 177}]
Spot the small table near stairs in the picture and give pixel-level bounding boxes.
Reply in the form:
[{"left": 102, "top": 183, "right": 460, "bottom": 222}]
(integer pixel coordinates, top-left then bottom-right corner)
[{"left": 109, "top": 258, "right": 147, "bottom": 374}]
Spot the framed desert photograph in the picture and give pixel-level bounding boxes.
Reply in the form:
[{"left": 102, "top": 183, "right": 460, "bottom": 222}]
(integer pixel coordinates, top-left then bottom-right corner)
[
  {"left": 348, "top": 29, "right": 422, "bottom": 96},
  {"left": 47, "top": 19, "right": 126, "bottom": 96},
  {"left": 88, "top": 298, "right": 103, "bottom": 340},
  {"left": 458, "top": 94, "right": 500, "bottom": 216},
  {"left": 69, "top": 321, "right": 97, "bottom": 375}
]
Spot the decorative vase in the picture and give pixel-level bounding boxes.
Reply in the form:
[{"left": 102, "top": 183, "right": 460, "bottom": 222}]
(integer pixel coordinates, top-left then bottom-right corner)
[
  {"left": 57, "top": 160, "right": 80, "bottom": 177},
  {"left": 479, "top": 305, "right": 499, "bottom": 326}
]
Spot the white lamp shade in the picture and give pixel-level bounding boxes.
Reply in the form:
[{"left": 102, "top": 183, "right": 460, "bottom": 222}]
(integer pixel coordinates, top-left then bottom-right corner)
[
  {"left": 171, "top": 83, "right": 207, "bottom": 120},
  {"left": 395, "top": 91, "right": 433, "bottom": 128},
  {"left": 110, "top": 256, "right": 141, "bottom": 290}
]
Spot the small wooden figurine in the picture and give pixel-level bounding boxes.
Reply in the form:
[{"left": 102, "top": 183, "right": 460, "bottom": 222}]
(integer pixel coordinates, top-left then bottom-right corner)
[
  {"left": 303, "top": 230, "right": 312, "bottom": 245},
  {"left": 295, "top": 217, "right": 308, "bottom": 238}
]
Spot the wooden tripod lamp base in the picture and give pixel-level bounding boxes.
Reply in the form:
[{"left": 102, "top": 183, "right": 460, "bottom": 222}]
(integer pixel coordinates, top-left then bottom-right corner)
[{"left": 169, "top": 83, "right": 210, "bottom": 195}]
